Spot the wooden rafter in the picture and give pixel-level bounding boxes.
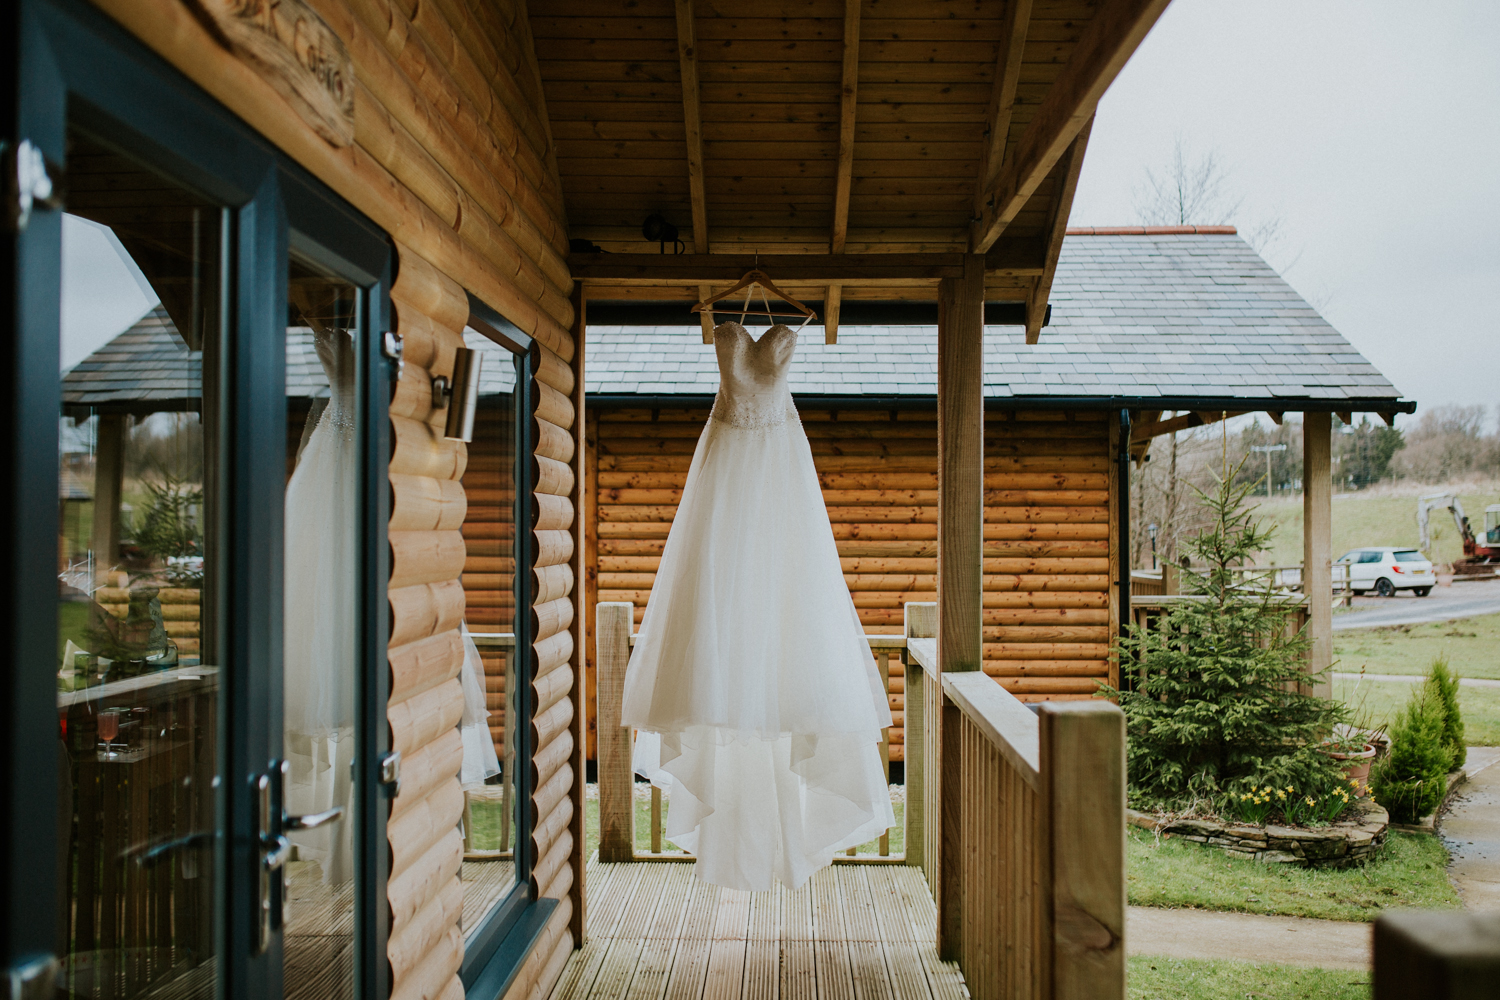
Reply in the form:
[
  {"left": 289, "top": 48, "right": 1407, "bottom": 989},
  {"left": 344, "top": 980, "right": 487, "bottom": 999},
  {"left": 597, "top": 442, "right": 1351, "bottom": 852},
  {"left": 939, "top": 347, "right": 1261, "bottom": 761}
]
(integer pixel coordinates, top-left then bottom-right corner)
[
  {"left": 673, "top": 0, "right": 714, "bottom": 342},
  {"left": 1130, "top": 410, "right": 1247, "bottom": 444},
  {"left": 1024, "top": 116, "right": 1092, "bottom": 345},
  {"left": 972, "top": 0, "right": 1171, "bottom": 253},
  {"left": 971, "top": 0, "right": 1033, "bottom": 235},
  {"left": 827, "top": 0, "right": 862, "bottom": 344},
  {"left": 570, "top": 245, "right": 1043, "bottom": 284}
]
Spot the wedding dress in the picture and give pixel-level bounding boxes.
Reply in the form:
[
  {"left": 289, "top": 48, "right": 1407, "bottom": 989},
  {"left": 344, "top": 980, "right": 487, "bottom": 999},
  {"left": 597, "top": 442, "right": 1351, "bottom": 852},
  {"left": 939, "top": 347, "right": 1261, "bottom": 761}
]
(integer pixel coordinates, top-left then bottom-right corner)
[
  {"left": 459, "top": 623, "right": 503, "bottom": 789},
  {"left": 623, "top": 321, "right": 894, "bottom": 891},
  {"left": 284, "top": 327, "right": 357, "bottom": 885}
]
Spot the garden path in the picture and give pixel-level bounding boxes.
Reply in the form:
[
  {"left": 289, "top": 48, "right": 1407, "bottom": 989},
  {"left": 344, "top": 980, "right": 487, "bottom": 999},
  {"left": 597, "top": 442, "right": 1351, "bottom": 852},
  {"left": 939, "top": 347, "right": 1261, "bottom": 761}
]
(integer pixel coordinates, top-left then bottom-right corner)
[
  {"left": 1440, "top": 745, "right": 1500, "bottom": 910},
  {"left": 1126, "top": 907, "right": 1370, "bottom": 969}
]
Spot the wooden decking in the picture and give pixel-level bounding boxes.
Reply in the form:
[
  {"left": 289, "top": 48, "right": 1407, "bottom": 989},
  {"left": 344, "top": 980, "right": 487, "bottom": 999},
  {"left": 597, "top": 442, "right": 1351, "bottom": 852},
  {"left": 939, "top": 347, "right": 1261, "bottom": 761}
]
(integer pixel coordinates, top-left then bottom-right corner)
[{"left": 550, "top": 862, "right": 968, "bottom": 1000}]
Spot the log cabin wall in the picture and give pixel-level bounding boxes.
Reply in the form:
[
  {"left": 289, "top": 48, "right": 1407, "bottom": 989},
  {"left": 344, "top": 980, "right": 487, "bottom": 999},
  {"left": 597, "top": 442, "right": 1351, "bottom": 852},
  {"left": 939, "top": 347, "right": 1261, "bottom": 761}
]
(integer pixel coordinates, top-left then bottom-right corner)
[
  {"left": 583, "top": 405, "right": 1116, "bottom": 762},
  {"left": 89, "top": 1, "right": 587, "bottom": 998}
]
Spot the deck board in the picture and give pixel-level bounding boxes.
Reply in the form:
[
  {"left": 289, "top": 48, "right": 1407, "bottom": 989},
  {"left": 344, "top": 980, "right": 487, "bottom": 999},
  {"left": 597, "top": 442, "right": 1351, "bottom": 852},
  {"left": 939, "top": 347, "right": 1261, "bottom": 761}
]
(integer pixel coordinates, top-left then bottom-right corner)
[{"left": 551, "top": 864, "right": 966, "bottom": 1000}]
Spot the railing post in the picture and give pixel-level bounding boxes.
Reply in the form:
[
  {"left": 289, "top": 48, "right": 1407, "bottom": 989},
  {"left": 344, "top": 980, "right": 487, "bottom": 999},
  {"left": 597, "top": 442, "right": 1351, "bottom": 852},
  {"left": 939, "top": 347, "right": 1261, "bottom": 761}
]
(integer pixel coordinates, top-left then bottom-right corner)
[
  {"left": 596, "top": 602, "right": 634, "bottom": 862},
  {"left": 1039, "top": 702, "right": 1126, "bottom": 1000},
  {"left": 903, "top": 603, "right": 935, "bottom": 873}
]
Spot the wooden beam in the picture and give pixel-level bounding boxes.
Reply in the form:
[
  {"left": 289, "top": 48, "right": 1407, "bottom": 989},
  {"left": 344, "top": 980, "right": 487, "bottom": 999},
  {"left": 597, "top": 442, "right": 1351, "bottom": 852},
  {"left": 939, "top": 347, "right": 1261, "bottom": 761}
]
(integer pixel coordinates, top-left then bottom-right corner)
[
  {"left": 570, "top": 250, "right": 1037, "bottom": 283},
  {"left": 825, "top": 284, "right": 842, "bottom": 346},
  {"left": 1025, "top": 116, "right": 1092, "bottom": 344},
  {"left": 1129, "top": 410, "right": 1246, "bottom": 444},
  {"left": 972, "top": 0, "right": 1033, "bottom": 227},
  {"left": 595, "top": 602, "right": 634, "bottom": 862},
  {"left": 831, "top": 0, "right": 861, "bottom": 255},
  {"left": 674, "top": 0, "right": 708, "bottom": 255},
  {"left": 1303, "top": 412, "right": 1333, "bottom": 700},
  {"left": 972, "top": 0, "right": 1172, "bottom": 252},
  {"left": 1267, "top": 411, "right": 1284, "bottom": 426}
]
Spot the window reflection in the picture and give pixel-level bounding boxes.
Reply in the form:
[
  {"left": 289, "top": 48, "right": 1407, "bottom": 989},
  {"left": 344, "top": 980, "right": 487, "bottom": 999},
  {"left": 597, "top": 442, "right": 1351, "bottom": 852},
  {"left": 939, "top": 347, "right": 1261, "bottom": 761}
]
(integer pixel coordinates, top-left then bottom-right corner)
[
  {"left": 459, "top": 330, "right": 522, "bottom": 936},
  {"left": 56, "top": 128, "right": 220, "bottom": 999}
]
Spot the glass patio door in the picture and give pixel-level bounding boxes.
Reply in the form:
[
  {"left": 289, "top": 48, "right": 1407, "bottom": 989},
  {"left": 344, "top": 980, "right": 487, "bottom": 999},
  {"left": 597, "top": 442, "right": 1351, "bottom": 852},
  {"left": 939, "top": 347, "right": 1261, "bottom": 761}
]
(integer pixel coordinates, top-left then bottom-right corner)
[{"left": 9, "top": 2, "right": 395, "bottom": 997}]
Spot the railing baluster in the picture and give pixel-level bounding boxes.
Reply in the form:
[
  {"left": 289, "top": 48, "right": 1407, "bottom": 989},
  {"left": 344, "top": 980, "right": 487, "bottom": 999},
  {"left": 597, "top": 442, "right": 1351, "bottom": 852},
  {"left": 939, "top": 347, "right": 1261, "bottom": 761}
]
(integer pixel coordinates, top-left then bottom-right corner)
[
  {"left": 596, "top": 602, "right": 635, "bottom": 862},
  {"left": 650, "top": 785, "right": 662, "bottom": 855}
]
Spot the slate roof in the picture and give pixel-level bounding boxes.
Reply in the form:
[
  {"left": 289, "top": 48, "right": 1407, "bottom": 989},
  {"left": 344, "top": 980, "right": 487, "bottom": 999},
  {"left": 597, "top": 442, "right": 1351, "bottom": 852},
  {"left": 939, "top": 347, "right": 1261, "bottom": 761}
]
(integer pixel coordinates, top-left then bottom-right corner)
[
  {"left": 62, "top": 233, "right": 1409, "bottom": 413},
  {"left": 586, "top": 232, "right": 1408, "bottom": 410}
]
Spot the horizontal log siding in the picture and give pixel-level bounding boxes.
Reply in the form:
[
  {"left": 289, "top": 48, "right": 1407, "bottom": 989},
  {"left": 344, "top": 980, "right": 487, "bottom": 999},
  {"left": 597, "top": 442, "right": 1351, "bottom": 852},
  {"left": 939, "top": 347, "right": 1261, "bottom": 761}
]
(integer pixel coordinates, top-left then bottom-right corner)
[
  {"left": 91, "top": 0, "right": 584, "bottom": 993},
  {"left": 584, "top": 407, "right": 1114, "bottom": 758}
]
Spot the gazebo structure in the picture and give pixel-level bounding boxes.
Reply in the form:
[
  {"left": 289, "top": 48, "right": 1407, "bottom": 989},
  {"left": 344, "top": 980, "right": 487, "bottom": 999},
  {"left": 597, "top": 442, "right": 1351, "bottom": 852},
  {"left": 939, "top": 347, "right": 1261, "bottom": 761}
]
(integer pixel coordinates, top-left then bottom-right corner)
[{"left": 0, "top": 3, "right": 1421, "bottom": 1000}]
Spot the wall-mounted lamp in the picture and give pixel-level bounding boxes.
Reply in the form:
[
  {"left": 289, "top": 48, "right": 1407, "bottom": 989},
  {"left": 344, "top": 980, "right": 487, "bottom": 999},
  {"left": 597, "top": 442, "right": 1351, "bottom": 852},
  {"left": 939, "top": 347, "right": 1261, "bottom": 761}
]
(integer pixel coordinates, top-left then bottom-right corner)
[{"left": 431, "top": 346, "right": 482, "bottom": 442}]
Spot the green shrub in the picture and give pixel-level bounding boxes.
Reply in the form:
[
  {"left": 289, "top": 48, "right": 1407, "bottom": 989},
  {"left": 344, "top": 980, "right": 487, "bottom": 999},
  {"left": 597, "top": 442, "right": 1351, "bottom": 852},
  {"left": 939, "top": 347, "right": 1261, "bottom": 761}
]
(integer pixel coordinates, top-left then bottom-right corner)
[
  {"left": 1371, "top": 686, "right": 1452, "bottom": 823},
  {"left": 1426, "top": 656, "right": 1466, "bottom": 768},
  {"left": 1104, "top": 463, "right": 1346, "bottom": 811}
]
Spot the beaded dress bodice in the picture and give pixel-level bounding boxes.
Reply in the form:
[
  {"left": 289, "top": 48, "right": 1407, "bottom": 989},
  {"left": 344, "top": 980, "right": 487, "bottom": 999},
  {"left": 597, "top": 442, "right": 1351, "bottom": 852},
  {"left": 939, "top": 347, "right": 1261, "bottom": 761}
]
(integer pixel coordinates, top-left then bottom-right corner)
[{"left": 708, "top": 322, "right": 798, "bottom": 429}]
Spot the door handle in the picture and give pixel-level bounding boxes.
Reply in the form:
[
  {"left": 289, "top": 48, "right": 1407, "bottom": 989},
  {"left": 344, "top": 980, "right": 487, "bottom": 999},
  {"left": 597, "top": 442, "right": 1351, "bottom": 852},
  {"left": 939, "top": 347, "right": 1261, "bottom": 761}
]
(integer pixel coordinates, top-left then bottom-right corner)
[
  {"left": 254, "top": 771, "right": 279, "bottom": 954},
  {"left": 285, "top": 806, "right": 344, "bottom": 831}
]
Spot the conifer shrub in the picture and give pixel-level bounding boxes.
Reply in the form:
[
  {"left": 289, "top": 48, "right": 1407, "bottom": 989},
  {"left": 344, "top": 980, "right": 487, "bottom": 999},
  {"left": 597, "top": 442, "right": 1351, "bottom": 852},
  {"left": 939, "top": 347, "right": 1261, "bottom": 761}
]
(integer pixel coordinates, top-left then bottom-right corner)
[
  {"left": 1104, "top": 464, "right": 1346, "bottom": 814},
  {"left": 1371, "top": 684, "right": 1453, "bottom": 823},
  {"left": 1425, "top": 656, "right": 1466, "bottom": 768}
]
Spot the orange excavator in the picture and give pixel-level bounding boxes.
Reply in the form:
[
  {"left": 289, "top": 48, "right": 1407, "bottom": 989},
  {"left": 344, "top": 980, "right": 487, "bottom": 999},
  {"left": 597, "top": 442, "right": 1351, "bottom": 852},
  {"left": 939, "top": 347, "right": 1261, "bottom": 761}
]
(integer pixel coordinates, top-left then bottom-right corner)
[{"left": 1417, "top": 493, "right": 1500, "bottom": 578}]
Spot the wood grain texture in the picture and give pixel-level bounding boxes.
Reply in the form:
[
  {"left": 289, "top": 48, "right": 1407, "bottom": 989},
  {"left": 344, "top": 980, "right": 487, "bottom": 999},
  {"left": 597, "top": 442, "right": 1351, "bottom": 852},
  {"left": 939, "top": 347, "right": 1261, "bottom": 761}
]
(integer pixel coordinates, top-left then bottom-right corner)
[
  {"left": 596, "top": 602, "right": 635, "bottom": 862},
  {"left": 972, "top": 0, "right": 1032, "bottom": 226},
  {"left": 675, "top": 0, "right": 709, "bottom": 252},
  {"left": 1040, "top": 703, "right": 1126, "bottom": 1000},
  {"left": 830, "top": 0, "right": 860, "bottom": 255},
  {"left": 1024, "top": 117, "right": 1091, "bottom": 345},
  {"left": 1302, "top": 411, "right": 1333, "bottom": 699},
  {"left": 937, "top": 257, "right": 985, "bottom": 675}
]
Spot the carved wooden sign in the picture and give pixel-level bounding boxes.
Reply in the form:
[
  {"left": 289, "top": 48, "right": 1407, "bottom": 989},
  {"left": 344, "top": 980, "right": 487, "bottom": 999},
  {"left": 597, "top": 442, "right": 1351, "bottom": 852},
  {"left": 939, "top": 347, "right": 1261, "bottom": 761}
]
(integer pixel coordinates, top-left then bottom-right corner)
[{"left": 191, "top": 0, "right": 355, "bottom": 147}]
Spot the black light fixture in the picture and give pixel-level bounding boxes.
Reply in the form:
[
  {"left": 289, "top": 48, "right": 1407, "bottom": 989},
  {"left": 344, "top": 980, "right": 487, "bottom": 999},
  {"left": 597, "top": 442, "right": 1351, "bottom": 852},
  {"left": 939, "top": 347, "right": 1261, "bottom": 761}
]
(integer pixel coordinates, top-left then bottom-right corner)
[
  {"left": 642, "top": 212, "right": 684, "bottom": 254},
  {"left": 431, "top": 346, "right": 482, "bottom": 442}
]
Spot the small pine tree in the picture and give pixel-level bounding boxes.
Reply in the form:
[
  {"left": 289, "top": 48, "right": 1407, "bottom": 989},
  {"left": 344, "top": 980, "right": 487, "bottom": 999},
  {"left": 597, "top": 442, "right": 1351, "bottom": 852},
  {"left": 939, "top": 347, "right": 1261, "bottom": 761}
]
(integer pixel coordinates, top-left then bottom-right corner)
[
  {"left": 1425, "top": 656, "right": 1466, "bottom": 769},
  {"left": 1371, "top": 686, "right": 1452, "bottom": 823},
  {"left": 1104, "top": 461, "right": 1346, "bottom": 810}
]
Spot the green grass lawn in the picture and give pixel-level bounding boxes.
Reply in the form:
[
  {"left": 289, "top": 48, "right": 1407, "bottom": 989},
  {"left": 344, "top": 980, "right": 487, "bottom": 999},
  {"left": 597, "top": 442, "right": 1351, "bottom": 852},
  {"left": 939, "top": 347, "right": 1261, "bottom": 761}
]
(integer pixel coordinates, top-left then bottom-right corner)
[
  {"left": 1336, "top": 674, "right": 1500, "bottom": 746},
  {"left": 1251, "top": 490, "right": 1498, "bottom": 568},
  {"left": 1335, "top": 613, "right": 1500, "bottom": 680},
  {"left": 1127, "top": 827, "right": 1459, "bottom": 922},
  {"left": 1128, "top": 956, "right": 1369, "bottom": 1000}
]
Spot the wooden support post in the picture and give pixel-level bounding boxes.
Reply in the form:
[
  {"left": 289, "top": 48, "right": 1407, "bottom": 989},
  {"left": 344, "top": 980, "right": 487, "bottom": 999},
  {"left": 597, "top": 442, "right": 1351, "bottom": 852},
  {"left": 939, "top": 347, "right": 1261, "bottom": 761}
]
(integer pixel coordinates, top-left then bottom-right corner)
[
  {"left": 1303, "top": 412, "right": 1333, "bottom": 699},
  {"left": 1040, "top": 702, "right": 1127, "bottom": 1000},
  {"left": 936, "top": 259, "right": 982, "bottom": 961},
  {"left": 903, "top": 602, "right": 935, "bottom": 873},
  {"left": 596, "top": 602, "right": 635, "bottom": 862},
  {"left": 1375, "top": 911, "right": 1500, "bottom": 999},
  {"left": 90, "top": 414, "right": 128, "bottom": 580},
  {"left": 825, "top": 284, "right": 842, "bottom": 345},
  {"left": 937, "top": 255, "right": 985, "bottom": 675},
  {"left": 878, "top": 649, "right": 890, "bottom": 857}
]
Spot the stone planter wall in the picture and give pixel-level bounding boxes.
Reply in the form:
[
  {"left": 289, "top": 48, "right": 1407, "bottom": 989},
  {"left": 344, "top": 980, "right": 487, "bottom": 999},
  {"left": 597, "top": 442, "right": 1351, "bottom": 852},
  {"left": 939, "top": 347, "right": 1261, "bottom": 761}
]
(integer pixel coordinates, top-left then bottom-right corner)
[{"left": 1127, "top": 799, "right": 1389, "bottom": 868}]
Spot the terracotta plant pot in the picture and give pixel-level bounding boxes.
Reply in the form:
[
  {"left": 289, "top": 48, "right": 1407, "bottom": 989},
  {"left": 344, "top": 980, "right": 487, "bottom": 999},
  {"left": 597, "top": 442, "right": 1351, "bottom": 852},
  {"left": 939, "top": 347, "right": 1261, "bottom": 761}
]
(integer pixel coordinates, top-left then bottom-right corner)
[{"left": 1327, "top": 743, "right": 1377, "bottom": 792}]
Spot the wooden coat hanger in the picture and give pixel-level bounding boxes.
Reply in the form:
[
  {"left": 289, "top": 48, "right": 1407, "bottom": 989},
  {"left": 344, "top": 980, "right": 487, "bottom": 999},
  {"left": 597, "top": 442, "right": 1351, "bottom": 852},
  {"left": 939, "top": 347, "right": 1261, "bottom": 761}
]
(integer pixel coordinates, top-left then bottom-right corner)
[{"left": 692, "top": 269, "right": 818, "bottom": 330}]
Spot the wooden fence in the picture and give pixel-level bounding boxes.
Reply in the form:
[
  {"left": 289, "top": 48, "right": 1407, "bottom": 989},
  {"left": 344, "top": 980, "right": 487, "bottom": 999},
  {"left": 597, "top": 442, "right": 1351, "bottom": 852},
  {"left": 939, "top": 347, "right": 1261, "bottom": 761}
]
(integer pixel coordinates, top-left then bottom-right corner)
[{"left": 904, "top": 604, "right": 1126, "bottom": 1000}]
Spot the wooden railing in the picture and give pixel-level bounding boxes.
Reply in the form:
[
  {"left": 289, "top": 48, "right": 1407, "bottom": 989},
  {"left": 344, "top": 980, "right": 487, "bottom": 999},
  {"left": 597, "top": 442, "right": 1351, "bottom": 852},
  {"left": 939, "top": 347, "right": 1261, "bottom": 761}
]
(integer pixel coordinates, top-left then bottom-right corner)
[
  {"left": 904, "top": 603, "right": 1127, "bottom": 1000},
  {"left": 1130, "top": 563, "right": 1351, "bottom": 604},
  {"left": 594, "top": 601, "right": 908, "bottom": 862}
]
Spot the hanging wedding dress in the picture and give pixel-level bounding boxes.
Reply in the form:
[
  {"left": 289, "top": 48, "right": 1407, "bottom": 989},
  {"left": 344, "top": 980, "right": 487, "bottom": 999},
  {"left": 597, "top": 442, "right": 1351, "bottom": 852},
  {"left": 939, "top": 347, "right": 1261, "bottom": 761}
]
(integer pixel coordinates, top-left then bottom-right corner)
[
  {"left": 623, "top": 321, "right": 894, "bottom": 891},
  {"left": 284, "top": 326, "right": 357, "bottom": 885},
  {"left": 459, "top": 623, "right": 503, "bottom": 789}
]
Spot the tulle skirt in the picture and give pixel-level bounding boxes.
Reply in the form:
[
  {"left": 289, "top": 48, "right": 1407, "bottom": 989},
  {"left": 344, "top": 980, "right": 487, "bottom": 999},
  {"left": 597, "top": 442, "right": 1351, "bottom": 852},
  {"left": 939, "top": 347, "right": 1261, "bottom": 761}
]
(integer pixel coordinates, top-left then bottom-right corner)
[{"left": 621, "top": 409, "right": 894, "bottom": 890}]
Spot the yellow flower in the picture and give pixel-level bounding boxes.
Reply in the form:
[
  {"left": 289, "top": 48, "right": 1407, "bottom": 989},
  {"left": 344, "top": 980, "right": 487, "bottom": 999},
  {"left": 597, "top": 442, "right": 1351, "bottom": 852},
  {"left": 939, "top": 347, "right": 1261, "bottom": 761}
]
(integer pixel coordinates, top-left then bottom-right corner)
[
  {"left": 1276, "top": 789, "right": 1287, "bottom": 800},
  {"left": 1305, "top": 796, "right": 1316, "bottom": 807}
]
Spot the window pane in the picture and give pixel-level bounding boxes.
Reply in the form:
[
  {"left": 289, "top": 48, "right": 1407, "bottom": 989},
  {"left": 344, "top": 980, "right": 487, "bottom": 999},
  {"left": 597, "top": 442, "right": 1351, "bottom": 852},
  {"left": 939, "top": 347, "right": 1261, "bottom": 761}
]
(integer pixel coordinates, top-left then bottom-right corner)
[
  {"left": 283, "top": 258, "right": 360, "bottom": 999},
  {"left": 57, "top": 127, "right": 221, "bottom": 999},
  {"left": 1393, "top": 550, "right": 1424, "bottom": 562},
  {"left": 458, "top": 330, "right": 522, "bottom": 937}
]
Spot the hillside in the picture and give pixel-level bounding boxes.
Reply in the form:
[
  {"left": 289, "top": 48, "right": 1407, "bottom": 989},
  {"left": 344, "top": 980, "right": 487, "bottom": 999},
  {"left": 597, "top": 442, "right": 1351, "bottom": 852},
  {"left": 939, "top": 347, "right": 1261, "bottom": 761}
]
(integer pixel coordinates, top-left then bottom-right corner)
[{"left": 1242, "top": 487, "right": 1500, "bottom": 567}]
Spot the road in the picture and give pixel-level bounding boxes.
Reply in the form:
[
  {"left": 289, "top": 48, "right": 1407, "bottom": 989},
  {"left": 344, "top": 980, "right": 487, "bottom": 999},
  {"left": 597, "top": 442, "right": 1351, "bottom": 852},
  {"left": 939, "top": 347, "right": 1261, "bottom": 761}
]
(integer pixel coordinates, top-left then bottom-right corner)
[{"left": 1332, "top": 577, "right": 1500, "bottom": 631}]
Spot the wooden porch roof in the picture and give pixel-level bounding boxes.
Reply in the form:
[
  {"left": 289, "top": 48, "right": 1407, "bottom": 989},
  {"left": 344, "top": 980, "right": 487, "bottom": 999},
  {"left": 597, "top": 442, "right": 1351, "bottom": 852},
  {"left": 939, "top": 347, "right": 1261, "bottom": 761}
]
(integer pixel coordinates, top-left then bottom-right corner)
[{"left": 531, "top": 0, "right": 1171, "bottom": 338}]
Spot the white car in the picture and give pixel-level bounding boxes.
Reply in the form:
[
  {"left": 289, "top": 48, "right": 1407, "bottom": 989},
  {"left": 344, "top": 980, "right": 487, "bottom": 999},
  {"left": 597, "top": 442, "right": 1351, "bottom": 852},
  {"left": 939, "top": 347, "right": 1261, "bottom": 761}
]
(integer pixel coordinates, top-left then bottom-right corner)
[{"left": 1336, "top": 547, "right": 1437, "bottom": 597}]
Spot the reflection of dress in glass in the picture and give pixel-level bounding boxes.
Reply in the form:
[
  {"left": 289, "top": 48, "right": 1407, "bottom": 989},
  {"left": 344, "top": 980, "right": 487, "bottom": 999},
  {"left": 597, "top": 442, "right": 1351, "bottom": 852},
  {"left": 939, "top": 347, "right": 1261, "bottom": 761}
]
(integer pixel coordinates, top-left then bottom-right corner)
[
  {"left": 284, "top": 327, "right": 357, "bottom": 885},
  {"left": 459, "top": 624, "right": 502, "bottom": 788},
  {"left": 623, "top": 322, "right": 895, "bottom": 891}
]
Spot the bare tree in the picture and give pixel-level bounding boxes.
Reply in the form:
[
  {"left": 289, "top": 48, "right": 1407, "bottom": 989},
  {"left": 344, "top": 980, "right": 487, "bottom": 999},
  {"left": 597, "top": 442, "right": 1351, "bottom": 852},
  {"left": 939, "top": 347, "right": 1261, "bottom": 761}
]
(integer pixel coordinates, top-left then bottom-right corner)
[{"left": 1133, "top": 137, "right": 1302, "bottom": 274}]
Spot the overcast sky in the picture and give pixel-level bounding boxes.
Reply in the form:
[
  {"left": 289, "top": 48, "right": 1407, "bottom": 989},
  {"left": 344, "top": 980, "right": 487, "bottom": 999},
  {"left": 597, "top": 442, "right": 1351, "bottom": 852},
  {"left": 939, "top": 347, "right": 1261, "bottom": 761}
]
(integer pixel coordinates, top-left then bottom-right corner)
[{"left": 1068, "top": 0, "right": 1500, "bottom": 426}]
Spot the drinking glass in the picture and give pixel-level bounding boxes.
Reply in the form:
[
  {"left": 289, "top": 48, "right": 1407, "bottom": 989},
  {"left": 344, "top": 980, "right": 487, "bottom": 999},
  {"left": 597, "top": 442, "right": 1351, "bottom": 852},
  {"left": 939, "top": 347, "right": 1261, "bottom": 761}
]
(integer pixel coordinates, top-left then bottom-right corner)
[{"left": 98, "top": 710, "right": 120, "bottom": 758}]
